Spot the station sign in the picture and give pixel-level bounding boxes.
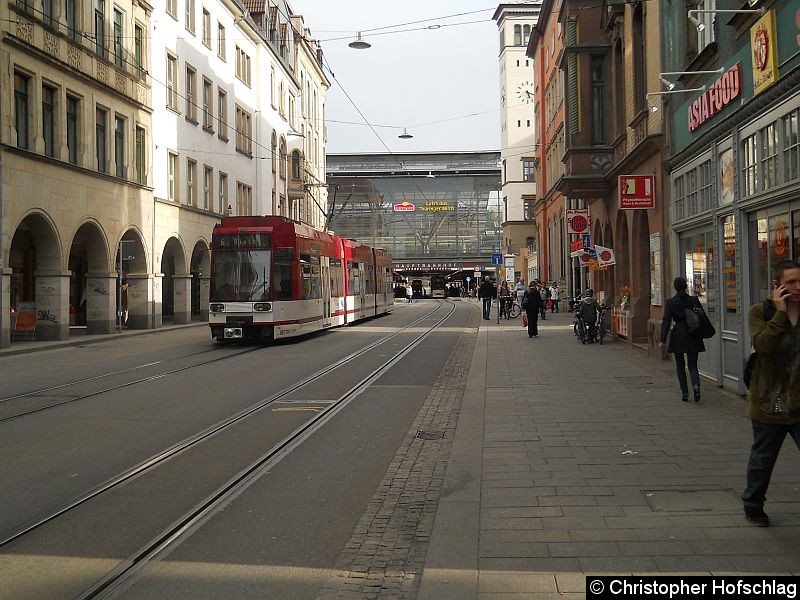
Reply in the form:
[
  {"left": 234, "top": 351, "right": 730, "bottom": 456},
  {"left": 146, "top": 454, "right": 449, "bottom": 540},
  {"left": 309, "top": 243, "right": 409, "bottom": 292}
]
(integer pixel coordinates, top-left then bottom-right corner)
[
  {"left": 619, "top": 175, "right": 655, "bottom": 209},
  {"left": 419, "top": 201, "right": 455, "bottom": 213},
  {"left": 393, "top": 202, "right": 416, "bottom": 212},
  {"left": 566, "top": 208, "right": 589, "bottom": 234}
]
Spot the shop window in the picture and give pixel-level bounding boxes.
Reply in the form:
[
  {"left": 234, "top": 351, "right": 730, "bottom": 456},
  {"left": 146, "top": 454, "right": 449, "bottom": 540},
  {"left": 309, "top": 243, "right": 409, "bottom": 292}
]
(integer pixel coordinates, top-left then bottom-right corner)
[
  {"left": 750, "top": 217, "right": 769, "bottom": 303},
  {"left": 698, "top": 160, "right": 712, "bottom": 212},
  {"left": 686, "top": 170, "right": 697, "bottom": 215},
  {"left": 722, "top": 215, "right": 737, "bottom": 331},
  {"left": 673, "top": 175, "right": 685, "bottom": 221}
]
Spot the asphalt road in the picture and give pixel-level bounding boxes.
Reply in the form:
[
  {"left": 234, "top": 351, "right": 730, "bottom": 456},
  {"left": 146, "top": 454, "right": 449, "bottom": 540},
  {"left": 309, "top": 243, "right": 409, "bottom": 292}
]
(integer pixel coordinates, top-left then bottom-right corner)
[{"left": 0, "top": 300, "right": 477, "bottom": 599}]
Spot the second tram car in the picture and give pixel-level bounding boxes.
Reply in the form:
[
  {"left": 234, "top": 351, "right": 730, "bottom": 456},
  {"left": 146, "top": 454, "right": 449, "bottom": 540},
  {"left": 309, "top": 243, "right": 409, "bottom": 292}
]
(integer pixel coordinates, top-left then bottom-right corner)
[
  {"left": 209, "top": 216, "right": 392, "bottom": 341},
  {"left": 430, "top": 274, "right": 447, "bottom": 299}
]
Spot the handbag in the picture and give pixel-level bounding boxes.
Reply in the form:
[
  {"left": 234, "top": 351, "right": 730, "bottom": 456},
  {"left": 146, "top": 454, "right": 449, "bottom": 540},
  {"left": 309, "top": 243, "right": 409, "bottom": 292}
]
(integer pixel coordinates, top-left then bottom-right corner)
[
  {"left": 522, "top": 313, "right": 528, "bottom": 327},
  {"left": 521, "top": 295, "right": 529, "bottom": 310},
  {"left": 686, "top": 299, "right": 715, "bottom": 339}
]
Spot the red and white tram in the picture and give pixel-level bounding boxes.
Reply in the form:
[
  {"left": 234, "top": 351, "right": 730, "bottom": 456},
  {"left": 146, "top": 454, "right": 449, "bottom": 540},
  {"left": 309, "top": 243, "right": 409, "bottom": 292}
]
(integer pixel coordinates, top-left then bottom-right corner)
[{"left": 209, "top": 216, "right": 393, "bottom": 341}]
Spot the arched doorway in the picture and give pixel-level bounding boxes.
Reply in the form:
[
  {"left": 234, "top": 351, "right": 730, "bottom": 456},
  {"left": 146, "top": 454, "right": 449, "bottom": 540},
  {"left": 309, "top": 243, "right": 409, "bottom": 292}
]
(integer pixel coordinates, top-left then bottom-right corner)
[
  {"left": 631, "top": 210, "right": 651, "bottom": 343},
  {"left": 118, "top": 229, "right": 148, "bottom": 329},
  {"left": 68, "top": 222, "right": 110, "bottom": 332},
  {"left": 190, "top": 241, "right": 210, "bottom": 321},
  {"left": 9, "top": 213, "right": 65, "bottom": 340},
  {"left": 161, "top": 237, "right": 188, "bottom": 324}
]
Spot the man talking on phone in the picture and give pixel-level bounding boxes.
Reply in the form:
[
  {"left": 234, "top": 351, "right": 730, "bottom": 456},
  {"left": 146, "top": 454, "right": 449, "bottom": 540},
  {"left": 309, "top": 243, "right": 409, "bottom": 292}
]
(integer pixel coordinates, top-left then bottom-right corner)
[{"left": 743, "top": 259, "right": 800, "bottom": 527}]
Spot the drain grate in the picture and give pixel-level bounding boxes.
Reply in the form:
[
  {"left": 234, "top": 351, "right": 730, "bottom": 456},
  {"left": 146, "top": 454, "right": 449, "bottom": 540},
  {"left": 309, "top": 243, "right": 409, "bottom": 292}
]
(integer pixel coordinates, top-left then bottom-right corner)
[{"left": 415, "top": 429, "right": 445, "bottom": 440}]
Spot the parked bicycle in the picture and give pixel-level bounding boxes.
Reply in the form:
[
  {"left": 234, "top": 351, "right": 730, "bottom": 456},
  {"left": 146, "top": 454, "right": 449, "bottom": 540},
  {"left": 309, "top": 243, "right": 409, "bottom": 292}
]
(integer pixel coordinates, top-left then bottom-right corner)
[{"left": 573, "top": 309, "right": 587, "bottom": 344}]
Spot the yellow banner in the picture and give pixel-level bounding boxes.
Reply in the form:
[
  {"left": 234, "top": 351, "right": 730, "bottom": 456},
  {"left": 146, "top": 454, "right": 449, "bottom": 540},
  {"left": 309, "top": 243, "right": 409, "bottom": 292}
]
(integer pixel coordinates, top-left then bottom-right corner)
[{"left": 751, "top": 10, "right": 778, "bottom": 96}]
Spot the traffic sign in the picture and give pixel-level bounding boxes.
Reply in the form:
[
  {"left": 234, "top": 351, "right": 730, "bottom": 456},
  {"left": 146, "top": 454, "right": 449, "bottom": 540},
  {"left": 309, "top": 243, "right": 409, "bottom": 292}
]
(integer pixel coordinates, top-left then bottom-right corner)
[
  {"left": 491, "top": 253, "right": 503, "bottom": 265},
  {"left": 582, "top": 233, "right": 591, "bottom": 249}
]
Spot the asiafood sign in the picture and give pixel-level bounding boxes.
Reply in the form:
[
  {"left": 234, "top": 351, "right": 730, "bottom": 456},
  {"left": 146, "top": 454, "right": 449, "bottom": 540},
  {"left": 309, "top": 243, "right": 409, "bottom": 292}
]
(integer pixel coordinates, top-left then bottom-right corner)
[{"left": 688, "top": 64, "right": 742, "bottom": 132}]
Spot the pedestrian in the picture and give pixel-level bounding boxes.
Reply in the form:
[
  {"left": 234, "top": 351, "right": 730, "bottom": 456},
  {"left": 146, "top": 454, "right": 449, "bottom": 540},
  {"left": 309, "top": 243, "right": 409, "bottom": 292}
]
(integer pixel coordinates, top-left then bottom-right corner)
[
  {"left": 538, "top": 281, "right": 550, "bottom": 320},
  {"left": 120, "top": 280, "right": 129, "bottom": 326},
  {"left": 658, "top": 277, "right": 704, "bottom": 402},
  {"left": 406, "top": 284, "right": 413, "bottom": 304},
  {"left": 741, "top": 259, "right": 800, "bottom": 527},
  {"left": 523, "top": 281, "right": 543, "bottom": 337},
  {"left": 478, "top": 276, "right": 496, "bottom": 320},
  {"left": 514, "top": 278, "right": 526, "bottom": 305},
  {"left": 549, "top": 283, "right": 560, "bottom": 313},
  {"left": 498, "top": 279, "right": 512, "bottom": 319}
]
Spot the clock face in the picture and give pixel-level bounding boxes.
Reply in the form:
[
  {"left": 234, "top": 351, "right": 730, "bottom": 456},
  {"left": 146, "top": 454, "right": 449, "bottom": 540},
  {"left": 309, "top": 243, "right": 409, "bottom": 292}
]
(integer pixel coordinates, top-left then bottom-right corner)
[{"left": 516, "top": 81, "right": 534, "bottom": 104}]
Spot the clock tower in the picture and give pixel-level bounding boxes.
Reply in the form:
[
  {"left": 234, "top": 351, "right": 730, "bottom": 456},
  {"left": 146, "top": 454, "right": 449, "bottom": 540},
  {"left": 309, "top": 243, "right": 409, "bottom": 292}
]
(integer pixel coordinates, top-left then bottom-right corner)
[{"left": 493, "top": 2, "right": 542, "bottom": 282}]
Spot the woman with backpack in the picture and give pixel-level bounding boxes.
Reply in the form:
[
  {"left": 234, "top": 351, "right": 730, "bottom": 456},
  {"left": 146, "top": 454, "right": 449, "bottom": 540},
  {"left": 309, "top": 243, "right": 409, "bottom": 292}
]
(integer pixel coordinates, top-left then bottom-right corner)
[{"left": 658, "top": 276, "right": 705, "bottom": 402}]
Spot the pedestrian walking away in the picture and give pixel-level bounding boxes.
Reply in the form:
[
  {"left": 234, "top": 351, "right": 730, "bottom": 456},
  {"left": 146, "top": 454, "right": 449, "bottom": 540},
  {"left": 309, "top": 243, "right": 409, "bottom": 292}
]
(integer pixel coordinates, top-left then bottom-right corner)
[
  {"left": 658, "top": 277, "right": 705, "bottom": 403},
  {"left": 579, "top": 288, "right": 600, "bottom": 342},
  {"left": 741, "top": 259, "right": 800, "bottom": 528},
  {"left": 478, "top": 276, "right": 497, "bottom": 320},
  {"left": 523, "top": 281, "right": 544, "bottom": 337},
  {"left": 514, "top": 278, "right": 526, "bottom": 306},
  {"left": 538, "top": 281, "right": 550, "bottom": 320},
  {"left": 406, "top": 284, "right": 413, "bottom": 304}
]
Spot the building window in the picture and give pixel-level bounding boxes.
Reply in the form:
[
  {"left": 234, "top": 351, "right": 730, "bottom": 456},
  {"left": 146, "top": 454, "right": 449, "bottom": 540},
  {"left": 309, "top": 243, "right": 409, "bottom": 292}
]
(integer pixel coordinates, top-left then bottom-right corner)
[
  {"left": 187, "top": 158, "right": 196, "bottom": 205},
  {"left": 522, "top": 159, "right": 535, "bottom": 182},
  {"left": 202, "top": 8, "right": 211, "bottom": 47},
  {"left": 113, "top": 8, "right": 124, "bottom": 68},
  {"left": 185, "top": 65, "right": 197, "bottom": 122},
  {"left": 686, "top": 169, "right": 697, "bottom": 215},
  {"left": 95, "top": 107, "right": 107, "bottom": 173},
  {"left": 42, "top": 0, "right": 55, "bottom": 26},
  {"left": 219, "top": 171, "right": 228, "bottom": 213},
  {"left": 271, "top": 132, "right": 277, "bottom": 174},
  {"left": 203, "top": 78, "right": 213, "bottom": 130},
  {"left": 270, "top": 66, "right": 276, "bottom": 107},
  {"left": 217, "top": 23, "right": 226, "bottom": 60},
  {"left": 514, "top": 24, "right": 522, "bottom": 46},
  {"left": 523, "top": 24, "right": 531, "bottom": 45},
  {"left": 66, "top": 95, "right": 79, "bottom": 164},
  {"left": 742, "top": 133, "right": 757, "bottom": 197},
  {"left": 784, "top": 110, "right": 800, "bottom": 183},
  {"left": 698, "top": 160, "right": 713, "bottom": 212},
  {"left": 185, "top": 0, "right": 195, "bottom": 34},
  {"left": 760, "top": 123, "right": 779, "bottom": 191},
  {"left": 42, "top": 85, "right": 56, "bottom": 158},
  {"left": 590, "top": 56, "right": 605, "bottom": 145},
  {"left": 291, "top": 151, "right": 301, "bottom": 180},
  {"left": 114, "top": 115, "right": 125, "bottom": 178},
  {"left": 235, "top": 105, "right": 252, "bottom": 154},
  {"left": 235, "top": 46, "right": 251, "bottom": 85},
  {"left": 279, "top": 138, "right": 287, "bottom": 180},
  {"left": 135, "top": 125, "right": 145, "bottom": 184},
  {"left": 279, "top": 81, "right": 285, "bottom": 116},
  {"left": 168, "top": 151, "right": 178, "bottom": 201},
  {"left": 94, "top": 0, "right": 106, "bottom": 58},
  {"left": 203, "top": 165, "right": 213, "bottom": 210},
  {"left": 166, "top": 54, "right": 178, "bottom": 111},
  {"left": 236, "top": 182, "right": 252, "bottom": 216},
  {"left": 217, "top": 88, "right": 227, "bottom": 138},
  {"left": 695, "top": 0, "right": 716, "bottom": 52},
  {"left": 632, "top": 5, "right": 645, "bottom": 114},
  {"left": 134, "top": 24, "right": 145, "bottom": 78},
  {"left": 524, "top": 199, "right": 534, "bottom": 221},
  {"left": 65, "top": 0, "right": 77, "bottom": 39},
  {"left": 167, "top": 0, "right": 177, "bottom": 18}
]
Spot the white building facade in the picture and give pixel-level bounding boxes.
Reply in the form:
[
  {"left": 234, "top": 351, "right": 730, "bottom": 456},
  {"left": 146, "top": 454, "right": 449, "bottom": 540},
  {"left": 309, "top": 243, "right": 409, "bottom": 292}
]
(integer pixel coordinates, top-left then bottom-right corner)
[{"left": 494, "top": 3, "right": 541, "bottom": 280}]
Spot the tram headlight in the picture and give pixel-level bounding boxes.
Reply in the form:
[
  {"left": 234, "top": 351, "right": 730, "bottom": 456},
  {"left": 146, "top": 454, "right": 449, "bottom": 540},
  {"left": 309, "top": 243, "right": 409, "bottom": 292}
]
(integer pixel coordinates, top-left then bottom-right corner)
[
  {"left": 253, "top": 302, "right": 272, "bottom": 312},
  {"left": 209, "top": 303, "right": 225, "bottom": 313}
]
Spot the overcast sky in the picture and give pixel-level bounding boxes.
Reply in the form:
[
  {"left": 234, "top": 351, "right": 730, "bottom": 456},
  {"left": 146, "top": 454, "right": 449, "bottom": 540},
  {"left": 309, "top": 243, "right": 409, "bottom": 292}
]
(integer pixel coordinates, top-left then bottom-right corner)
[{"left": 289, "top": 1, "right": 501, "bottom": 154}]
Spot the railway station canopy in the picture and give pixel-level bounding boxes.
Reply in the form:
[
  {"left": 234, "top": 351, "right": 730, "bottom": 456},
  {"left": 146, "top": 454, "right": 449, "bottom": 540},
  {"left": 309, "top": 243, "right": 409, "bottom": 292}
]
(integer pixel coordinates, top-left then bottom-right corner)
[{"left": 326, "top": 152, "right": 502, "bottom": 274}]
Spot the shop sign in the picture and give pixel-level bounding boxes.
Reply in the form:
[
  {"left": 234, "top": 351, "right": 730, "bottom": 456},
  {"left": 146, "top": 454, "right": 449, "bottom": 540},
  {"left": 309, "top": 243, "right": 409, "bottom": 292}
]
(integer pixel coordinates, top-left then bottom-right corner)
[
  {"left": 688, "top": 64, "right": 742, "bottom": 132},
  {"left": 570, "top": 238, "right": 583, "bottom": 253},
  {"left": 566, "top": 208, "right": 590, "bottom": 234},
  {"left": 751, "top": 10, "right": 778, "bottom": 96},
  {"left": 619, "top": 174, "right": 655, "bottom": 209},
  {"left": 393, "top": 202, "right": 415, "bottom": 212},
  {"left": 419, "top": 201, "right": 455, "bottom": 213}
]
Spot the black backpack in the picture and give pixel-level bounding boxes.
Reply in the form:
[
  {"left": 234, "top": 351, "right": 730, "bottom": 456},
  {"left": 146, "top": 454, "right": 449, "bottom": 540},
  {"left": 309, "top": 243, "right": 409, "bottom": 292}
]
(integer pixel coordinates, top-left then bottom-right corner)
[{"left": 743, "top": 300, "right": 775, "bottom": 389}]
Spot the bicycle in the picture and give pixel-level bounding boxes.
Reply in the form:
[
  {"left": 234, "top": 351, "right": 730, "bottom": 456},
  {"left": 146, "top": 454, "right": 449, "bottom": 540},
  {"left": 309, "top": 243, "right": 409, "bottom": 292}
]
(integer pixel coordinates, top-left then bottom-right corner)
[
  {"left": 507, "top": 299, "right": 522, "bottom": 319},
  {"left": 573, "top": 310, "right": 587, "bottom": 344},
  {"left": 597, "top": 306, "right": 611, "bottom": 344}
]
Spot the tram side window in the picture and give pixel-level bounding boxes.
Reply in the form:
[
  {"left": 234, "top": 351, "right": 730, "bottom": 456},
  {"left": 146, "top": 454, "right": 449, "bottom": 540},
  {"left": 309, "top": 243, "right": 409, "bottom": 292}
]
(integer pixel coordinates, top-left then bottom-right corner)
[
  {"left": 301, "top": 254, "right": 322, "bottom": 300},
  {"left": 365, "top": 264, "right": 376, "bottom": 294},
  {"left": 330, "top": 258, "right": 344, "bottom": 296},
  {"left": 274, "top": 248, "right": 294, "bottom": 300}
]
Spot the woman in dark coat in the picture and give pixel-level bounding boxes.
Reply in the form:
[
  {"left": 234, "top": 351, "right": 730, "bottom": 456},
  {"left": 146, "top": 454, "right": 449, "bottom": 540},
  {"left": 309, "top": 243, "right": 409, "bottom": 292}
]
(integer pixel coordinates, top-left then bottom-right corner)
[
  {"left": 659, "top": 276, "right": 705, "bottom": 402},
  {"left": 523, "top": 282, "right": 544, "bottom": 338}
]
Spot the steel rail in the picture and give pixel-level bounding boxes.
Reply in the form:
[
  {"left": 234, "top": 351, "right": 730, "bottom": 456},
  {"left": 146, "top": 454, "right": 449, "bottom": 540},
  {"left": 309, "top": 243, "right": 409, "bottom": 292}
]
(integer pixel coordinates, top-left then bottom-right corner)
[
  {"left": 79, "top": 300, "right": 457, "bottom": 600},
  {"left": 0, "top": 302, "right": 446, "bottom": 548}
]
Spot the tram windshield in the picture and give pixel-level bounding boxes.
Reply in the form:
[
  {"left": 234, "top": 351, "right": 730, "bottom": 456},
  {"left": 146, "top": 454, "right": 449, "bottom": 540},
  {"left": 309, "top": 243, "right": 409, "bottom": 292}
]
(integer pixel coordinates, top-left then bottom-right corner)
[{"left": 210, "top": 250, "right": 272, "bottom": 302}]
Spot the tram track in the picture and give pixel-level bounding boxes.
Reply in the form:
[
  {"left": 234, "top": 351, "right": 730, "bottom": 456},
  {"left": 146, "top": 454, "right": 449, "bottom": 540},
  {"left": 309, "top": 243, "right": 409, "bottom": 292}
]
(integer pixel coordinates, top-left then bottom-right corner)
[
  {"left": 78, "top": 299, "right": 457, "bottom": 599},
  {"left": 0, "top": 301, "right": 451, "bottom": 552}
]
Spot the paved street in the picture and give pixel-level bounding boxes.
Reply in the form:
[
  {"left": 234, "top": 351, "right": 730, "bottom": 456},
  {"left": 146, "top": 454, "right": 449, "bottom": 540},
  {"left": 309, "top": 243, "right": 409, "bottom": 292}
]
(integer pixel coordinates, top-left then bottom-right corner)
[
  {"left": 419, "top": 306, "right": 800, "bottom": 599},
  {"left": 2, "top": 302, "right": 798, "bottom": 599}
]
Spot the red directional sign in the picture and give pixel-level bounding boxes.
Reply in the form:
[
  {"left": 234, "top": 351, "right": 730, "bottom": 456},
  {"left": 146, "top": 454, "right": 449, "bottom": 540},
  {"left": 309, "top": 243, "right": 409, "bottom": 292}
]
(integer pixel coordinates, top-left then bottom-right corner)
[{"left": 619, "top": 175, "right": 655, "bottom": 209}]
